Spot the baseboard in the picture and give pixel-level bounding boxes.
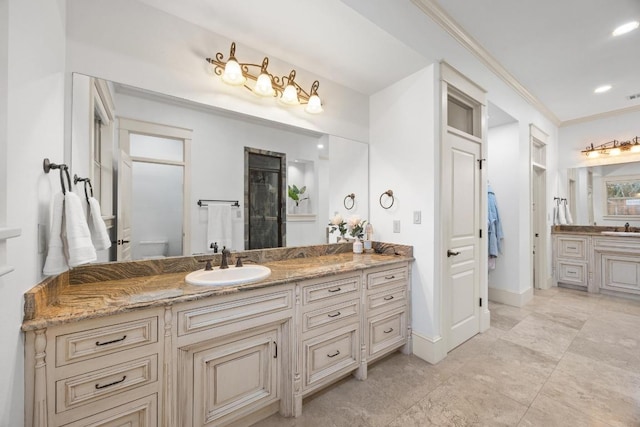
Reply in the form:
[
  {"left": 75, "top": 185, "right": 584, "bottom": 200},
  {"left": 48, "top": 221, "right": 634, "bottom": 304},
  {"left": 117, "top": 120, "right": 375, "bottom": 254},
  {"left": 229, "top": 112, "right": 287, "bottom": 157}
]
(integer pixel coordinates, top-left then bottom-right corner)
[
  {"left": 412, "top": 331, "right": 446, "bottom": 364},
  {"left": 480, "top": 309, "right": 491, "bottom": 332},
  {"left": 488, "top": 286, "right": 533, "bottom": 307}
]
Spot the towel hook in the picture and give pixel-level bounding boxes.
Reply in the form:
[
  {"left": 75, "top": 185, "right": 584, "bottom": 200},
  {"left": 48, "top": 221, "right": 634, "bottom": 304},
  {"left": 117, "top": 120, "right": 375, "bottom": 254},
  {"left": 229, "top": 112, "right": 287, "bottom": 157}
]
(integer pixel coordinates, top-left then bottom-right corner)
[
  {"left": 379, "top": 190, "right": 395, "bottom": 209},
  {"left": 43, "top": 158, "right": 71, "bottom": 195},
  {"left": 343, "top": 193, "right": 355, "bottom": 210}
]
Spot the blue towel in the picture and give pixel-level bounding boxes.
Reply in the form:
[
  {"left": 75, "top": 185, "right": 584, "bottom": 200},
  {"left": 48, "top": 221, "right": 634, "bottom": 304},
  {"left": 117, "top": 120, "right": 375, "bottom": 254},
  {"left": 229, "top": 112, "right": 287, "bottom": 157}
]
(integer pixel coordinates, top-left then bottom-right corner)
[{"left": 488, "top": 185, "right": 504, "bottom": 257}]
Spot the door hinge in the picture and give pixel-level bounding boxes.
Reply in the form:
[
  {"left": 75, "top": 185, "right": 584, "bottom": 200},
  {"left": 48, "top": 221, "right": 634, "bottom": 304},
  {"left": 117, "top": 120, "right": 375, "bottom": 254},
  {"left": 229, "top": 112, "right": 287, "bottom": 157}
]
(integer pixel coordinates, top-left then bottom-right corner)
[
  {"left": 479, "top": 229, "right": 482, "bottom": 238},
  {"left": 477, "top": 158, "right": 486, "bottom": 170},
  {"left": 479, "top": 297, "right": 483, "bottom": 307},
  {"left": 273, "top": 341, "right": 278, "bottom": 358}
]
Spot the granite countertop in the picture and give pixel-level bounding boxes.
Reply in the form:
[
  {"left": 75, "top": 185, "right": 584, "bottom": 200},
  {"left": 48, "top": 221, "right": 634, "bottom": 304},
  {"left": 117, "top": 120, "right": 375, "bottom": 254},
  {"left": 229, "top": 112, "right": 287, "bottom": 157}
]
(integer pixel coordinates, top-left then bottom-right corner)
[
  {"left": 552, "top": 225, "right": 640, "bottom": 236},
  {"left": 22, "top": 250, "right": 413, "bottom": 331}
]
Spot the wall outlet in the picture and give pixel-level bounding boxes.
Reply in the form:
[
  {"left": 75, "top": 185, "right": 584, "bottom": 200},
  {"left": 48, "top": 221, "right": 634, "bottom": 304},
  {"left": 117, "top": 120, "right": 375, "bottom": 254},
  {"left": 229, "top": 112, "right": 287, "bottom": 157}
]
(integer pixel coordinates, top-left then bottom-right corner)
[
  {"left": 393, "top": 220, "right": 401, "bottom": 233},
  {"left": 413, "top": 210, "right": 422, "bottom": 224}
]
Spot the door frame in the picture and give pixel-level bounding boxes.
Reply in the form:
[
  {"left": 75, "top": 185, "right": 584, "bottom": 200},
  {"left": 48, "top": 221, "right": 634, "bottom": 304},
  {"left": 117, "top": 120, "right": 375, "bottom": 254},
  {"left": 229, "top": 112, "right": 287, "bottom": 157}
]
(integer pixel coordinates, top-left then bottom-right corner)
[
  {"left": 439, "top": 62, "right": 490, "bottom": 354},
  {"left": 530, "top": 124, "right": 549, "bottom": 289},
  {"left": 117, "top": 118, "right": 192, "bottom": 258}
]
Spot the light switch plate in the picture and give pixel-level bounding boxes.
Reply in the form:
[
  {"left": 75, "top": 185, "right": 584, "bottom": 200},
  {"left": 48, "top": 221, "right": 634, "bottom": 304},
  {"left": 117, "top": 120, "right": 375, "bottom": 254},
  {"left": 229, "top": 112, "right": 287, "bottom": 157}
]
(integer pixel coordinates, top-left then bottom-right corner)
[
  {"left": 393, "top": 220, "right": 401, "bottom": 233},
  {"left": 413, "top": 211, "right": 422, "bottom": 224}
]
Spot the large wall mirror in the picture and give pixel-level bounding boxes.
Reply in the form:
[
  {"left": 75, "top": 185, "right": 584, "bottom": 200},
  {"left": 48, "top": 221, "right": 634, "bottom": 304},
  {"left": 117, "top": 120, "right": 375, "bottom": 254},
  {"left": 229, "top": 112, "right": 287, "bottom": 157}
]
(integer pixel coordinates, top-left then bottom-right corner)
[
  {"left": 566, "top": 160, "right": 640, "bottom": 226},
  {"left": 70, "top": 73, "right": 369, "bottom": 262}
]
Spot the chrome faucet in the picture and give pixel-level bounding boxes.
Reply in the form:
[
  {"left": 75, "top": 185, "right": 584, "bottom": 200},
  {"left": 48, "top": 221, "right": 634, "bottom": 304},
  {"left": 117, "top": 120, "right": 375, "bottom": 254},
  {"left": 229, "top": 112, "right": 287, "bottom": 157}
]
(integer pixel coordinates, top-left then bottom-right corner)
[
  {"left": 625, "top": 222, "right": 630, "bottom": 232},
  {"left": 220, "top": 247, "right": 230, "bottom": 269}
]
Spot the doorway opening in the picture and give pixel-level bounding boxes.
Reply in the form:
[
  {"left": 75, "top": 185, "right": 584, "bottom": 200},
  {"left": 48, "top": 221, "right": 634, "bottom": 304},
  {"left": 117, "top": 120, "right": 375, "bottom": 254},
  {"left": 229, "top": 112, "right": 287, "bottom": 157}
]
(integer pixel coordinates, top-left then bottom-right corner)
[
  {"left": 244, "top": 147, "right": 286, "bottom": 249},
  {"left": 531, "top": 124, "right": 548, "bottom": 289}
]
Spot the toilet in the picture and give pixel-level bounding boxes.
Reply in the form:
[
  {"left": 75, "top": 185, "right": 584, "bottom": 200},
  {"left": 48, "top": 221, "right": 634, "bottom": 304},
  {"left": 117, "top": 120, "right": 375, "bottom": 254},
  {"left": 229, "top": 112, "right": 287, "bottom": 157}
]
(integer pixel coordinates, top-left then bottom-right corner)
[{"left": 138, "top": 240, "right": 169, "bottom": 260}]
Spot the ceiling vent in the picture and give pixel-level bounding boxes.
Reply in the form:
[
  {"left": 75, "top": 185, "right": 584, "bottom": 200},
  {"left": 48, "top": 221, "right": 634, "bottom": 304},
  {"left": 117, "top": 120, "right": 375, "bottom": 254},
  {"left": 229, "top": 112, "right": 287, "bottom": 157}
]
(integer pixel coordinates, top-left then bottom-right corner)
[{"left": 628, "top": 93, "right": 640, "bottom": 101}]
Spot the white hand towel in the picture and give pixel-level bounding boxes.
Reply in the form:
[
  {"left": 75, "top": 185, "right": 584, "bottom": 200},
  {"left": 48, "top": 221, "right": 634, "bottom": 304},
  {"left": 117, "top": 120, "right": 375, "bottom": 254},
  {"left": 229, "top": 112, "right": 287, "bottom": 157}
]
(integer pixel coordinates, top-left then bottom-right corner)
[
  {"left": 88, "top": 197, "right": 112, "bottom": 251},
  {"left": 564, "top": 203, "right": 574, "bottom": 225},
  {"left": 65, "top": 192, "right": 97, "bottom": 267},
  {"left": 552, "top": 206, "right": 558, "bottom": 225},
  {"left": 207, "top": 204, "right": 232, "bottom": 250},
  {"left": 557, "top": 202, "right": 567, "bottom": 225},
  {"left": 43, "top": 192, "right": 69, "bottom": 276}
]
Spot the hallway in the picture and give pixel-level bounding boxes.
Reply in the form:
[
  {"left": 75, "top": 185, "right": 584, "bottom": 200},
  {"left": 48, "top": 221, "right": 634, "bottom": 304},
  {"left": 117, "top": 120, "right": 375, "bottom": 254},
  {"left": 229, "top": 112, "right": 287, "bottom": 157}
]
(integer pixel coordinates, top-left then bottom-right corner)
[{"left": 255, "top": 287, "right": 640, "bottom": 426}]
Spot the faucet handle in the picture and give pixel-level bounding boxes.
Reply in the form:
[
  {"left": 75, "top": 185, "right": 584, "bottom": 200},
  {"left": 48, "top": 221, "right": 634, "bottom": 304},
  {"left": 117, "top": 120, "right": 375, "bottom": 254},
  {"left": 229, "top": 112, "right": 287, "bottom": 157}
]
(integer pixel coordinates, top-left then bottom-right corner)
[
  {"left": 198, "top": 259, "right": 214, "bottom": 271},
  {"left": 235, "top": 256, "right": 248, "bottom": 267}
]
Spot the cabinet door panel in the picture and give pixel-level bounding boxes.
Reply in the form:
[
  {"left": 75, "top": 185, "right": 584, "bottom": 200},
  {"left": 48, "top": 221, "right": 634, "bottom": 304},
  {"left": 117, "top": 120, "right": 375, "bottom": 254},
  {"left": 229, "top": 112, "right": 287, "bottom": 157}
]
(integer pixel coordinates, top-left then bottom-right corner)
[
  {"left": 303, "top": 325, "right": 358, "bottom": 390},
  {"left": 368, "top": 310, "right": 407, "bottom": 358},
  {"left": 61, "top": 394, "right": 156, "bottom": 427}
]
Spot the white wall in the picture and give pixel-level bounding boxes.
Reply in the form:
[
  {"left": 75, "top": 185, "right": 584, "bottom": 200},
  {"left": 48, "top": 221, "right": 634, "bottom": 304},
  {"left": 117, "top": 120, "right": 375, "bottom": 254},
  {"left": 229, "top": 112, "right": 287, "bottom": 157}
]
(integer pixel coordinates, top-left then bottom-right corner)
[
  {"left": 487, "top": 123, "right": 521, "bottom": 292},
  {"left": 65, "top": 0, "right": 369, "bottom": 144},
  {"left": 1, "top": 1, "right": 66, "bottom": 425},
  {"left": 370, "top": 66, "right": 439, "bottom": 345}
]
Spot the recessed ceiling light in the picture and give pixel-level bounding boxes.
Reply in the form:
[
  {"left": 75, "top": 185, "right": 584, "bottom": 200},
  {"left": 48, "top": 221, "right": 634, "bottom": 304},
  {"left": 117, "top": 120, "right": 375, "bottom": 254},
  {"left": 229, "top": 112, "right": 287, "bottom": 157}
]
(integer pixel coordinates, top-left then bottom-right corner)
[
  {"left": 317, "top": 144, "right": 324, "bottom": 149},
  {"left": 612, "top": 21, "right": 639, "bottom": 36},
  {"left": 594, "top": 85, "right": 612, "bottom": 94}
]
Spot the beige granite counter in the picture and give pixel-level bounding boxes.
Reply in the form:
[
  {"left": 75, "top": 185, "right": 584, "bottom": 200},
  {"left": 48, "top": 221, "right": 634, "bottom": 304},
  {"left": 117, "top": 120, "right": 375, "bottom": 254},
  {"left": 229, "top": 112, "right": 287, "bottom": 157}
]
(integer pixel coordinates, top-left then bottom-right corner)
[
  {"left": 551, "top": 225, "right": 640, "bottom": 236},
  {"left": 23, "top": 242, "right": 413, "bottom": 331}
]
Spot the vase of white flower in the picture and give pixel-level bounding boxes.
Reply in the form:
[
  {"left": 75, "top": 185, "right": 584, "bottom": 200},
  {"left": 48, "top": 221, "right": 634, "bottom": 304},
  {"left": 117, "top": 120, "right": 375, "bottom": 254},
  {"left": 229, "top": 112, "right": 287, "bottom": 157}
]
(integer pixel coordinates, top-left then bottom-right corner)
[
  {"left": 328, "top": 214, "right": 348, "bottom": 243},
  {"left": 347, "top": 215, "right": 366, "bottom": 253}
]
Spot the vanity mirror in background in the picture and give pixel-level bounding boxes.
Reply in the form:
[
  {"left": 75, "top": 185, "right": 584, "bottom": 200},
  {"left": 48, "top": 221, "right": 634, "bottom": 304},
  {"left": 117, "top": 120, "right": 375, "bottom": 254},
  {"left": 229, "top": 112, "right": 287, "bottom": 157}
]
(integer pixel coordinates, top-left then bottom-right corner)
[
  {"left": 567, "top": 161, "right": 640, "bottom": 226},
  {"left": 70, "top": 73, "right": 369, "bottom": 262}
]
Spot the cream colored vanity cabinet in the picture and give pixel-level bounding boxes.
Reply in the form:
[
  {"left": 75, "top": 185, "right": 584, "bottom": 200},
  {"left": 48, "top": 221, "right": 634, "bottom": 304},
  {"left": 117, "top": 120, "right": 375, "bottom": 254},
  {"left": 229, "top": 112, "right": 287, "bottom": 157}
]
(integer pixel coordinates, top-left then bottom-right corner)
[
  {"left": 553, "top": 234, "right": 590, "bottom": 289},
  {"left": 173, "top": 285, "right": 295, "bottom": 427},
  {"left": 593, "top": 237, "right": 640, "bottom": 296},
  {"left": 24, "top": 308, "right": 164, "bottom": 427}
]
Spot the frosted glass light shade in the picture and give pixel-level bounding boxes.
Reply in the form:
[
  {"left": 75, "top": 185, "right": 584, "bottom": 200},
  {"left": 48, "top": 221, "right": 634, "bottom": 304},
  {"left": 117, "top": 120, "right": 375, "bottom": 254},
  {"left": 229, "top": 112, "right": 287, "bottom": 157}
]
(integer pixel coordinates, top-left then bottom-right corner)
[
  {"left": 222, "top": 59, "right": 246, "bottom": 85},
  {"left": 609, "top": 147, "right": 621, "bottom": 156},
  {"left": 305, "top": 94, "right": 323, "bottom": 114},
  {"left": 631, "top": 144, "right": 640, "bottom": 153},
  {"left": 281, "top": 84, "right": 300, "bottom": 105},
  {"left": 586, "top": 151, "right": 599, "bottom": 158},
  {"left": 254, "top": 73, "right": 274, "bottom": 96}
]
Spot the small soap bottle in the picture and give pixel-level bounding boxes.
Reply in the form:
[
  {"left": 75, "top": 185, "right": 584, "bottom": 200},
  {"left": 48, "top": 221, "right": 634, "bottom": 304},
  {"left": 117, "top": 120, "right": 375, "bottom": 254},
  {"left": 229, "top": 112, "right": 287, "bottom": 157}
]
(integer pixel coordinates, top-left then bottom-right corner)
[{"left": 364, "top": 223, "right": 373, "bottom": 251}]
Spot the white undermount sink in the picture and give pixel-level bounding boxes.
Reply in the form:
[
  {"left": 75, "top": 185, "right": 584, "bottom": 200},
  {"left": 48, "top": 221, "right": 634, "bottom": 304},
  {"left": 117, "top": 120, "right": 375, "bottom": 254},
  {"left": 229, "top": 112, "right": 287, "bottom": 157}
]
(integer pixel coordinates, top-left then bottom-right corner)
[
  {"left": 600, "top": 231, "right": 640, "bottom": 237},
  {"left": 185, "top": 265, "right": 271, "bottom": 286}
]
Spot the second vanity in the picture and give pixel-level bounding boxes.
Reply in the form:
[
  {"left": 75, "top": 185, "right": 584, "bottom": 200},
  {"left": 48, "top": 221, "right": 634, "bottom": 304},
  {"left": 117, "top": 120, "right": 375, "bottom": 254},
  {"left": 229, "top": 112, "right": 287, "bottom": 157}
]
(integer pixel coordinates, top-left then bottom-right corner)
[
  {"left": 22, "top": 243, "right": 413, "bottom": 427},
  {"left": 552, "top": 225, "right": 640, "bottom": 297}
]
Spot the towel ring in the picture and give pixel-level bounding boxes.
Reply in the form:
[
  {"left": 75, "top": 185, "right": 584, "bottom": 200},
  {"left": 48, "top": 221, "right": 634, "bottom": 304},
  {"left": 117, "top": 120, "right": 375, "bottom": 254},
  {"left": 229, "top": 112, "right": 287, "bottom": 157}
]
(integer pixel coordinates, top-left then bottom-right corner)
[
  {"left": 379, "top": 190, "right": 394, "bottom": 209},
  {"left": 74, "top": 174, "right": 94, "bottom": 202},
  {"left": 43, "top": 158, "right": 71, "bottom": 195},
  {"left": 343, "top": 193, "right": 355, "bottom": 210}
]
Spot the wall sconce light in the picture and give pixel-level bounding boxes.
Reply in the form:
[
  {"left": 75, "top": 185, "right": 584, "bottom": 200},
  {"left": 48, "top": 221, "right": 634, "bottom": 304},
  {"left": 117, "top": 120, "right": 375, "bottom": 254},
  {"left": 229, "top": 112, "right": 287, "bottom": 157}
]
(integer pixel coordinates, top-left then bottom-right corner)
[
  {"left": 206, "top": 42, "right": 324, "bottom": 114},
  {"left": 582, "top": 137, "right": 640, "bottom": 158}
]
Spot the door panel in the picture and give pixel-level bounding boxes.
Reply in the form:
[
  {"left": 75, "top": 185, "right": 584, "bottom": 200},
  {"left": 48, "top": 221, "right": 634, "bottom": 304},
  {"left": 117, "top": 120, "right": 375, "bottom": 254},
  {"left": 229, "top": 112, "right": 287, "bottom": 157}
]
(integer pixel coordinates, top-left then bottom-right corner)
[{"left": 117, "top": 149, "right": 132, "bottom": 261}]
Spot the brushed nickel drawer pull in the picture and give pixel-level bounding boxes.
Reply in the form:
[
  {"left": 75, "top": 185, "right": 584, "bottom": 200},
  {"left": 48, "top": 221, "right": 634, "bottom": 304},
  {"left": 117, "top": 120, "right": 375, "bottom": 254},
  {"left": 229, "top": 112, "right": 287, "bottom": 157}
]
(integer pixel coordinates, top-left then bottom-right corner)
[
  {"left": 327, "top": 350, "right": 340, "bottom": 358},
  {"left": 567, "top": 246, "right": 577, "bottom": 250},
  {"left": 95, "top": 375, "right": 126, "bottom": 390},
  {"left": 383, "top": 328, "right": 394, "bottom": 334},
  {"left": 328, "top": 287, "right": 342, "bottom": 293},
  {"left": 383, "top": 295, "right": 394, "bottom": 301},
  {"left": 95, "top": 335, "right": 127, "bottom": 346},
  {"left": 384, "top": 275, "right": 396, "bottom": 280},
  {"left": 327, "top": 311, "right": 341, "bottom": 318}
]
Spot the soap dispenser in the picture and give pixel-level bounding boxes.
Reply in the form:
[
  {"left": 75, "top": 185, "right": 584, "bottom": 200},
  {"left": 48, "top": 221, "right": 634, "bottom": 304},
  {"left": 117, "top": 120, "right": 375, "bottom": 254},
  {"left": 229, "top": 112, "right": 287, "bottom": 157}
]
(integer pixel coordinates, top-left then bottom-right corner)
[{"left": 364, "top": 223, "right": 373, "bottom": 251}]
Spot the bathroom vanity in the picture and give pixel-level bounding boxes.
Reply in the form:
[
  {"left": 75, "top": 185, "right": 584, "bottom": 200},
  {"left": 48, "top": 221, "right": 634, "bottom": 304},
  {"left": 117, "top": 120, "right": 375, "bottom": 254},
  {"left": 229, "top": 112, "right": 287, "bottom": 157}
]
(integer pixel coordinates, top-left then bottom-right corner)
[
  {"left": 22, "top": 243, "right": 412, "bottom": 426},
  {"left": 552, "top": 226, "right": 640, "bottom": 297}
]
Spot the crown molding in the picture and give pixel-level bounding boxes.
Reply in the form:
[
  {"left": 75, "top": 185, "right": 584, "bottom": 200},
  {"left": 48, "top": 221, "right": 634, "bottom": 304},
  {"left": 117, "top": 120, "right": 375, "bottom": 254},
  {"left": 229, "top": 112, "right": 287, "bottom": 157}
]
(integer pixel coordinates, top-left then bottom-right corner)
[
  {"left": 560, "top": 103, "right": 640, "bottom": 128},
  {"left": 411, "top": 0, "right": 561, "bottom": 126}
]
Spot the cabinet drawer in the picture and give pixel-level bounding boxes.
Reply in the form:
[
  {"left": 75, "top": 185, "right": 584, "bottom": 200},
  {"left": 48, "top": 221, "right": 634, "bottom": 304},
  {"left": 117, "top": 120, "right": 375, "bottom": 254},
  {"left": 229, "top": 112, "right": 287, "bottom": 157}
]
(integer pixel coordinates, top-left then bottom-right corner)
[
  {"left": 303, "top": 326, "right": 359, "bottom": 390},
  {"left": 177, "top": 290, "right": 292, "bottom": 336},
  {"left": 557, "top": 261, "right": 588, "bottom": 287},
  {"left": 367, "top": 285, "right": 407, "bottom": 313},
  {"left": 302, "top": 275, "right": 360, "bottom": 306},
  {"left": 60, "top": 394, "right": 157, "bottom": 427},
  {"left": 557, "top": 237, "right": 588, "bottom": 260},
  {"left": 367, "top": 266, "right": 408, "bottom": 290},
  {"left": 302, "top": 299, "right": 360, "bottom": 334},
  {"left": 55, "top": 317, "right": 158, "bottom": 367},
  {"left": 56, "top": 354, "right": 158, "bottom": 413},
  {"left": 368, "top": 310, "right": 407, "bottom": 358}
]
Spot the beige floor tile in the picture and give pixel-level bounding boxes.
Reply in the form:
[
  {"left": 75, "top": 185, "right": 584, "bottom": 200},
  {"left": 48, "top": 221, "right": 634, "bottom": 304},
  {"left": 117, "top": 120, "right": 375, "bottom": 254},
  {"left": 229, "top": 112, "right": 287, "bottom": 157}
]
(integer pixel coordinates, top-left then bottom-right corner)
[
  {"left": 533, "top": 287, "right": 561, "bottom": 297},
  {"left": 567, "top": 310, "right": 640, "bottom": 373},
  {"left": 456, "top": 339, "right": 557, "bottom": 405},
  {"left": 519, "top": 394, "right": 614, "bottom": 427},
  {"left": 540, "top": 352, "right": 640, "bottom": 427},
  {"left": 387, "top": 374, "right": 528, "bottom": 427},
  {"left": 500, "top": 312, "right": 580, "bottom": 360},
  {"left": 489, "top": 303, "right": 531, "bottom": 331},
  {"left": 597, "top": 293, "right": 640, "bottom": 317},
  {"left": 526, "top": 298, "right": 590, "bottom": 329}
]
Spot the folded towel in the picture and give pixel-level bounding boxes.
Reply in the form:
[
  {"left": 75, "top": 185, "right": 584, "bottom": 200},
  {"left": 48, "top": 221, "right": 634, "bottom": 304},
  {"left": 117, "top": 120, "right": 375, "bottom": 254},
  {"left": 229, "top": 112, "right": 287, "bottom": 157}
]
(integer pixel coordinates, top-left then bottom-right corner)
[
  {"left": 557, "top": 203, "right": 567, "bottom": 225},
  {"left": 207, "top": 204, "right": 232, "bottom": 250},
  {"left": 564, "top": 203, "right": 574, "bottom": 225},
  {"left": 43, "top": 192, "right": 69, "bottom": 276},
  {"left": 88, "top": 197, "right": 112, "bottom": 251},
  {"left": 64, "top": 192, "right": 97, "bottom": 267}
]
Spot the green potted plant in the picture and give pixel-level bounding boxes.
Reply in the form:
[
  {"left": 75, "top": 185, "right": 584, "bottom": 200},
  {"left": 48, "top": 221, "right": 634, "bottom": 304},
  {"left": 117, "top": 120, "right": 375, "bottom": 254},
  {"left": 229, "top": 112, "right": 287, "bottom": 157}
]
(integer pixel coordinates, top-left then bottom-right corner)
[{"left": 288, "top": 184, "right": 309, "bottom": 212}]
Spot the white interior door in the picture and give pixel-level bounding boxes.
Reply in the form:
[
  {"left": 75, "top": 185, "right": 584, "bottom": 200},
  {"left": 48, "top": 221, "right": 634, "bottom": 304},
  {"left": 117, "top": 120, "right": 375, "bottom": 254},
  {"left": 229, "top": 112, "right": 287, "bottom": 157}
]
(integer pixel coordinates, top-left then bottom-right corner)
[
  {"left": 117, "top": 149, "right": 133, "bottom": 261},
  {"left": 443, "top": 128, "right": 482, "bottom": 350}
]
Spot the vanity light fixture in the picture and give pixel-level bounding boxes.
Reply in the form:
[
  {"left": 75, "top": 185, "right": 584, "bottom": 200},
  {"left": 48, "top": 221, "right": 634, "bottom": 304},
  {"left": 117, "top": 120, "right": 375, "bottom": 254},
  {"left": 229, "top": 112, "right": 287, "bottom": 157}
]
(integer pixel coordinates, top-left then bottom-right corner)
[
  {"left": 582, "top": 137, "right": 640, "bottom": 158},
  {"left": 612, "top": 21, "right": 639, "bottom": 37},
  {"left": 206, "top": 42, "right": 324, "bottom": 114}
]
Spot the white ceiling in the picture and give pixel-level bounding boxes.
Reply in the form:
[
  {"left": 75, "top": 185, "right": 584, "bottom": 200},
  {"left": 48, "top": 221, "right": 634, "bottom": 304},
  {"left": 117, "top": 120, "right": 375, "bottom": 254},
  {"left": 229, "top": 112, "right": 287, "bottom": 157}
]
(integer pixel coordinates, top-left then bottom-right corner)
[{"left": 138, "top": 0, "right": 640, "bottom": 123}]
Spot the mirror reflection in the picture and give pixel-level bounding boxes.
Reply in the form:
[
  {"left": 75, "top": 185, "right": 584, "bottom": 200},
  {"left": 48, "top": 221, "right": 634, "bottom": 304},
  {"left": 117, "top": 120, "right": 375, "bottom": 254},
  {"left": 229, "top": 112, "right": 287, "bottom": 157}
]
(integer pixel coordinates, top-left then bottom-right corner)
[
  {"left": 70, "top": 73, "right": 369, "bottom": 262},
  {"left": 567, "top": 161, "right": 640, "bottom": 226}
]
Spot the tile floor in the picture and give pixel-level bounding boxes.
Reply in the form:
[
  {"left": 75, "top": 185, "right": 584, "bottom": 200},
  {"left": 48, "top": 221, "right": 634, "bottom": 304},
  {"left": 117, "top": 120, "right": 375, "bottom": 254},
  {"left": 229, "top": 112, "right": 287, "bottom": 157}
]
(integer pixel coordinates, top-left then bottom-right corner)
[{"left": 253, "top": 287, "right": 640, "bottom": 426}]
